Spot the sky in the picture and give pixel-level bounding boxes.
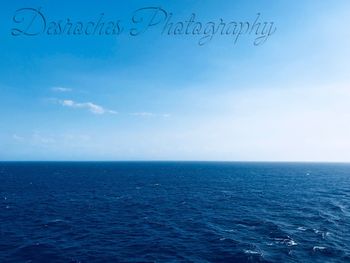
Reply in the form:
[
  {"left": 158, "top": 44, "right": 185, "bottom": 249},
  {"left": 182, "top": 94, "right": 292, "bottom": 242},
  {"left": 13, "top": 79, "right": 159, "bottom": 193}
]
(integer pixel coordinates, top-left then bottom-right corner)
[{"left": 0, "top": 0, "right": 350, "bottom": 161}]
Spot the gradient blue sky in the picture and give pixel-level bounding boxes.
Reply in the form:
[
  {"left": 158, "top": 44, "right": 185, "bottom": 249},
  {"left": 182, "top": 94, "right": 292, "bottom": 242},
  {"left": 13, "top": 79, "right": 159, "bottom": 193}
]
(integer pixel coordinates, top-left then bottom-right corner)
[{"left": 1, "top": 0, "right": 350, "bottom": 161}]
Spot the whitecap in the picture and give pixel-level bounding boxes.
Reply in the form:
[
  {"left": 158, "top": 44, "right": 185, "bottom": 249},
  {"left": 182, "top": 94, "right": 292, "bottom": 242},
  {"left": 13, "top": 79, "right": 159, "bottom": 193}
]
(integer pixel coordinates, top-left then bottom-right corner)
[
  {"left": 244, "top": 250, "right": 260, "bottom": 255},
  {"left": 297, "top": 226, "right": 307, "bottom": 231},
  {"left": 313, "top": 229, "right": 330, "bottom": 239},
  {"left": 313, "top": 229, "right": 321, "bottom": 234},
  {"left": 313, "top": 246, "right": 326, "bottom": 251},
  {"left": 322, "top": 232, "right": 330, "bottom": 239},
  {"left": 287, "top": 240, "right": 298, "bottom": 246},
  {"left": 274, "top": 236, "right": 297, "bottom": 246}
]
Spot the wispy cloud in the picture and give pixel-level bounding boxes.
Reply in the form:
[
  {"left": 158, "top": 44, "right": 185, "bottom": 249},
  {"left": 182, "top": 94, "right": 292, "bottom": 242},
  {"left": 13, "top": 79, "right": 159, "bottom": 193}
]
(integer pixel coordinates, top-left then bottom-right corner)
[
  {"left": 59, "top": 99, "right": 118, "bottom": 115},
  {"left": 12, "top": 134, "right": 24, "bottom": 141},
  {"left": 11, "top": 132, "right": 92, "bottom": 148},
  {"left": 32, "top": 132, "right": 56, "bottom": 144},
  {"left": 130, "top": 112, "right": 170, "bottom": 118},
  {"left": 51, "top": 87, "right": 72, "bottom": 92},
  {"left": 13, "top": 132, "right": 56, "bottom": 145},
  {"left": 130, "top": 112, "right": 155, "bottom": 117}
]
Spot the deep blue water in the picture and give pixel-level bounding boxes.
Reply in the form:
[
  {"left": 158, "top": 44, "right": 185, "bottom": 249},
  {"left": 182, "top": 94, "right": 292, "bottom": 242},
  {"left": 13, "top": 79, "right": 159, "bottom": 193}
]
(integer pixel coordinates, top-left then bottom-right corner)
[{"left": 0, "top": 162, "right": 350, "bottom": 263}]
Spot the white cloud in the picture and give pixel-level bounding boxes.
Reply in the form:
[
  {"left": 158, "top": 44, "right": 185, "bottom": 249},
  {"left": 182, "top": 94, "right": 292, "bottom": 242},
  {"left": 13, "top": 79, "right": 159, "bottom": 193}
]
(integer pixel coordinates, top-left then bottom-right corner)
[
  {"left": 130, "top": 112, "right": 171, "bottom": 118},
  {"left": 12, "top": 134, "right": 24, "bottom": 141},
  {"left": 59, "top": 99, "right": 117, "bottom": 115},
  {"left": 130, "top": 112, "right": 155, "bottom": 117},
  {"left": 32, "top": 133, "right": 56, "bottom": 144},
  {"left": 51, "top": 87, "right": 72, "bottom": 92},
  {"left": 161, "top": 113, "right": 171, "bottom": 118}
]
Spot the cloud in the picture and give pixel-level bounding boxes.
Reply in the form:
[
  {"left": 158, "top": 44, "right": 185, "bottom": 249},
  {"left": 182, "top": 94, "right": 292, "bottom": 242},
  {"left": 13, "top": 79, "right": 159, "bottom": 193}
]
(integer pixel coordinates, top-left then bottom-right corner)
[
  {"left": 161, "top": 113, "right": 171, "bottom": 118},
  {"left": 12, "top": 134, "right": 24, "bottom": 141},
  {"left": 130, "top": 112, "right": 171, "bottom": 118},
  {"left": 59, "top": 99, "right": 117, "bottom": 115},
  {"left": 13, "top": 132, "right": 56, "bottom": 145},
  {"left": 130, "top": 112, "right": 155, "bottom": 117},
  {"left": 32, "top": 133, "right": 56, "bottom": 144},
  {"left": 51, "top": 87, "right": 72, "bottom": 92}
]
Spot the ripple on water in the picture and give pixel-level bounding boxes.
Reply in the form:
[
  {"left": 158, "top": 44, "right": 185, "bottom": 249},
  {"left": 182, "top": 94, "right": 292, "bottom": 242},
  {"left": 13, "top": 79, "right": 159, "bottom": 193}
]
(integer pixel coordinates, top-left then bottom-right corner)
[
  {"left": 1, "top": 162, "right": 350, "bottom": 263},
  {"left": 12, "top": 243, "right": 69, "bottom": 262}
]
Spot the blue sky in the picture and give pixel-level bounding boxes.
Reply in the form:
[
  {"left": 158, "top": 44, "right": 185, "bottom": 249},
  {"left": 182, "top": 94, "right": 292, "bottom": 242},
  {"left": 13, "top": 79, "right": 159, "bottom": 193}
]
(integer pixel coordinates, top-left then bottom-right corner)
[{"left": 1, "top": 0, "right": 350, "bottom": 161}]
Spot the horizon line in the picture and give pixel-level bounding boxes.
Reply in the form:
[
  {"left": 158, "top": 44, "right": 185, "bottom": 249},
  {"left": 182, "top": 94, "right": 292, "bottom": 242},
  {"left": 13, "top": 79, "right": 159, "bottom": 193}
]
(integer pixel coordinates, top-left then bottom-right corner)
[{"left": 1, "top": 160, "right": 350, "bottom": 164}]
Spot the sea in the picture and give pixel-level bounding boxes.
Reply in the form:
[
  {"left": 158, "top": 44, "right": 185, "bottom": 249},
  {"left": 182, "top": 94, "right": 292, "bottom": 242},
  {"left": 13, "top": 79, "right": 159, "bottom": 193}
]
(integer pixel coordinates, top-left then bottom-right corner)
[{"left": 0, "top": 162, "right": 349, "bottom": 262}]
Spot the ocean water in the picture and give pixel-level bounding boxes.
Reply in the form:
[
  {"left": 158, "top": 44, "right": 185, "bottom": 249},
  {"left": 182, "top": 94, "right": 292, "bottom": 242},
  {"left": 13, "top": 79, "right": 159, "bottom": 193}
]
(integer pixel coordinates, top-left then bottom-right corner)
[{"left": 0, "top": 162, "right": 350, "bottom": 263}]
